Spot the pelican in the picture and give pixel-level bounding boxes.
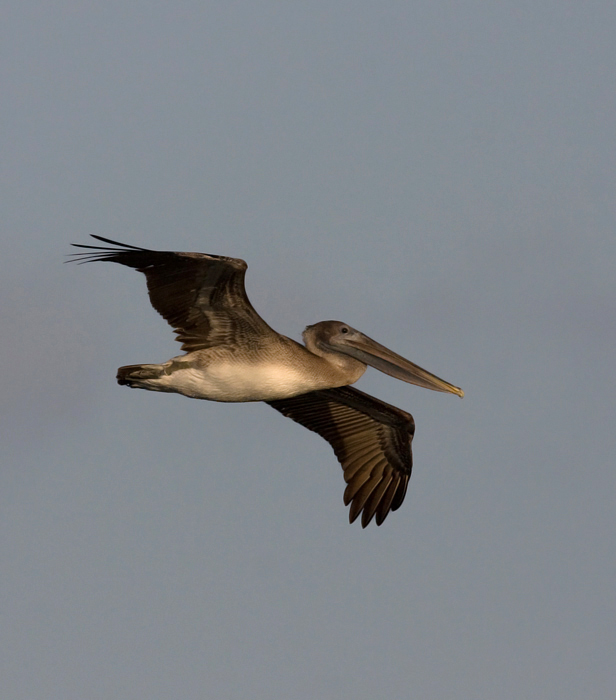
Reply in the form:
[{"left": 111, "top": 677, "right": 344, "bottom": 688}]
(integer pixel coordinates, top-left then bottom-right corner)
[{"left": 69, "top": 236, "right": 463, "bottom": 527}]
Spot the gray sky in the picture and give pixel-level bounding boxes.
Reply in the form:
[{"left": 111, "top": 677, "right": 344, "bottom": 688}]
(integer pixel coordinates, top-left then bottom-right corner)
[{"left": 2, "top": 2, "right": 615, "bottom": 698}]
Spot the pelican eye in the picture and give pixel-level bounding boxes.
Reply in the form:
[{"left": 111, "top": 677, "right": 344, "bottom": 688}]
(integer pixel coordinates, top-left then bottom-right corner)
[{"left": 340, "top": 326, "right": 349, "bottom": 334}]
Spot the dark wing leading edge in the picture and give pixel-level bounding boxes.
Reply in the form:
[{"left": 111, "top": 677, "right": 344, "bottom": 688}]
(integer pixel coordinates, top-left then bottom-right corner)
[
  {"left": 69, "top": 236, "right": 276, "bottom": 351},
  {"left": 267, "top": 386, "right": 414, "bottom": 527}
]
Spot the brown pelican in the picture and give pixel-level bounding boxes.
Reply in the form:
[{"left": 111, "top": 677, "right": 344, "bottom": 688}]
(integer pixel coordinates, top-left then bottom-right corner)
[{"left": 69, "top": 236, "right": 463, "bottom": 527}]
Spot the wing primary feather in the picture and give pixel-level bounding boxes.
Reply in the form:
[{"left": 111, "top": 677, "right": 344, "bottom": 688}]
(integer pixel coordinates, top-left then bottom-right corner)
[
  {"left": 374, "top": 476, "right": 401, "bottom": 526},
  {"left": 348, "top": 468, "right": 385, "bottom": 524},
  {"left": 343, "top": 452, "right": 385, "bottom": 500},
  {"left": 361, "top": 468, "right": 395, "bottom": 528},
  {"left": 343, "top": 469, "right": 373, "bottom": 505},
  {"left": 390, "top": 476, "right": 410, "bottom": 512}
]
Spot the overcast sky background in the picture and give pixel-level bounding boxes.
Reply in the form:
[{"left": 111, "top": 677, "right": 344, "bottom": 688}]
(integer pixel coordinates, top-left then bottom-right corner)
[{"left": 2, "top": 2, "right": 615, "bottom": 699}]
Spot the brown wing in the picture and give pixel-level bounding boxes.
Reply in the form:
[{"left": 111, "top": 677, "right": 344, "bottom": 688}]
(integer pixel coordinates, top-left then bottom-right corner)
[
  {"left": 69, "top": 236, "right": 275, "bottom": 351},
  {"left": 267, "top": 386, "right": 414, "bottom": 527}
]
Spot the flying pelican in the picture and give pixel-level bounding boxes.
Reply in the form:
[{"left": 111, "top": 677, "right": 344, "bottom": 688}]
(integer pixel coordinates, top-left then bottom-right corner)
[{"left": 70, "top": 236, "right": 463, "bottom": 527}]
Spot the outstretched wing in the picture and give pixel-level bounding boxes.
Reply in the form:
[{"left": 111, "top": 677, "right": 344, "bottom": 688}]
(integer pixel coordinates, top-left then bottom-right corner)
[
  {"left": 267, "top": 386, "right": 414, "bottom": 527},
  {"left": 69, "top": 236, "right": 276, "bottom": 351}
]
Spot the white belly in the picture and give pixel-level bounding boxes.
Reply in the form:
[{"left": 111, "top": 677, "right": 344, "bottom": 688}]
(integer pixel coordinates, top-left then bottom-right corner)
[{"left": 161, "top": 361, "right": 321, "bottom": 402}]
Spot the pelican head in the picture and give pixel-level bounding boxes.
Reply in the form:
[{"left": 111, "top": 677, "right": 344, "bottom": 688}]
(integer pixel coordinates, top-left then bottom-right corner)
[{"left": 303, "top": 321, "right": 464, "bottom": 397}]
